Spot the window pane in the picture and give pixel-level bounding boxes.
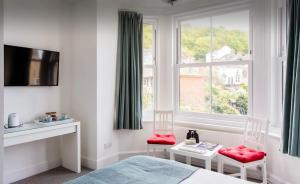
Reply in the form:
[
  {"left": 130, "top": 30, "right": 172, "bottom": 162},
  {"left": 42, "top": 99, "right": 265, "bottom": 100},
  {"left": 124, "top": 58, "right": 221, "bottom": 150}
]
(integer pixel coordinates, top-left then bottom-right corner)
[
  {"left": 143, "top": 24, "right": 154, "bottom": 65},
  {"left": 143, "top": 68, "right": 154, "bottom": 111},
  {"left": 211, "top": 11, "right": 250, "bottom": 62},
  {"left": 212, "top": 65, "right": 248, "bottom": 115},
  {"left": 180, "top": 67, "right": 210, "bottom": 113},
  {"left": 180, "top": 18, "right": 211, "bottom": 63}
]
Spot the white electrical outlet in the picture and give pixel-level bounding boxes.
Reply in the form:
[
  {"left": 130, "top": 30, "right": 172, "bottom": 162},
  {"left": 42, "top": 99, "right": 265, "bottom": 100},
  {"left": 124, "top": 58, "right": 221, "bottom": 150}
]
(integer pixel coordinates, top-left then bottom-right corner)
[
  {"left": 104, "top": 142, "right": 112, "bottom": 149},
  {"left": 256, "top": 165, "right": 262, "bottom": 171}
]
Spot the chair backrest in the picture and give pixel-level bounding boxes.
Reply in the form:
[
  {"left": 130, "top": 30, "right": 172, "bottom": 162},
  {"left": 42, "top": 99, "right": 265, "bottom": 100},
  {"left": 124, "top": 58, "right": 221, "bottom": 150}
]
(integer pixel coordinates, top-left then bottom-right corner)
[
  {"left": 243, "top": 116, "right": 270, "bottom": 151},
  {"left": 153, "top": 110, "right": 174, "bottom": 135}
]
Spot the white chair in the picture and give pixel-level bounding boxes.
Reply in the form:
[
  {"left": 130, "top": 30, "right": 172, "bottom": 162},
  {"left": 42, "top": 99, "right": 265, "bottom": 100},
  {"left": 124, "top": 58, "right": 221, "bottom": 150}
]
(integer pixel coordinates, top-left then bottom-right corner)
[
  {"left": 217, "top": 117, "right": 270, "bottom": 184},
  {"left": 147, "top": 110, "right": 176, "bottom": 157}
]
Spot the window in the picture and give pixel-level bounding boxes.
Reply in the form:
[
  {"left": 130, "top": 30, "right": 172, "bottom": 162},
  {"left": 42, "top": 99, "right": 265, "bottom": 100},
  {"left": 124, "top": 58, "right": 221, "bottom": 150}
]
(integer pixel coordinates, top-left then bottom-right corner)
[
  {"left": 175, "top": 10, "right": 251, "bottom": 117},
  {"left": 274, "top": 0, "right": 287, "bottom": 127},
  {"left": 143, "top": 22, "right": 157, "bottom": 113}
]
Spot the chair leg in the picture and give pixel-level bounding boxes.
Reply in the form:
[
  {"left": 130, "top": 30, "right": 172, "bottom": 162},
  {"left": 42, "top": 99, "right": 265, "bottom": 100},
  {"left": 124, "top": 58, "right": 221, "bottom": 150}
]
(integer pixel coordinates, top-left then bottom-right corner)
[
  {"left": 217, "top": 157, "right": 223, "bottom": 173},
  {"left": 147, "top": 145, "right": 150, "bottom": 156},
  {"left": 186, "top": 156, "right": 192, "bottom": 165},
  {"left": 170, "top": 152, "right": 175, "bottom": 160},
  {"left": 240, "top": 166, "right": 247, "bottom": 180},
  {"left": 164, "top": 149, "right": 167, "bottom": 158},
  {"left": 262, "top": 161, "right": 267, "bottom": 184}
]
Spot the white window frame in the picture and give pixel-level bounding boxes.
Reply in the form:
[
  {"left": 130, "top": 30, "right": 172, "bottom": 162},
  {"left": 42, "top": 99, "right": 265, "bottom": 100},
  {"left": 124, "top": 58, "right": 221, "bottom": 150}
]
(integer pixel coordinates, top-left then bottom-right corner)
[
  {"left": 173, "top": 5, "right": 254, "bottom": 127},
  {"left": 274, "top": 0, "right": 287, "bottom": 128},
  {"left": 143, "top": 18, "right": 158, "bottom": 120}
]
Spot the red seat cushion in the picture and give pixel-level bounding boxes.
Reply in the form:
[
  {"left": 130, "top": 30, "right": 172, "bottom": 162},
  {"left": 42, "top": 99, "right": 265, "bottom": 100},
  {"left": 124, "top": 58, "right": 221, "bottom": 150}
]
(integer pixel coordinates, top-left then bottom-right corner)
[
  {"left": 147, "top": 134, "right": 176, "bottom": 145},
  {"left": 218, "top": 145, "right": 266, "bottom": 163}
]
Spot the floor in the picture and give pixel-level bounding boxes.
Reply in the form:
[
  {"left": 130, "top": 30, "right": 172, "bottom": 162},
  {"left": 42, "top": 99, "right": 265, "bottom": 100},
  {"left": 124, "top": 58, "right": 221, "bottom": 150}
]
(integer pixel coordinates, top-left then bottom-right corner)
[{"left": 12, "top": 167, "right": 92, "bottom": 184}]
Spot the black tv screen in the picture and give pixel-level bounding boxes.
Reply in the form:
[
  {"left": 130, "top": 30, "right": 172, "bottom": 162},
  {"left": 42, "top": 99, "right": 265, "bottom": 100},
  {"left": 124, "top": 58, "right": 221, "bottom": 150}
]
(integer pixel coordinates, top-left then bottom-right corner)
[{"left": 4, "top": 45, "right": 59, "bottom": 86}]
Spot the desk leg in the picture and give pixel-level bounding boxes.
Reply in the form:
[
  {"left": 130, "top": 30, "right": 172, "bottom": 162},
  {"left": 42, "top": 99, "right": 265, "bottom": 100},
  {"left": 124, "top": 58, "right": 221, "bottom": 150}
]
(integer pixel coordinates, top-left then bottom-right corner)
[
  {"left": 186, "top": 156, "right": 191, "bottom": 165},
  {"left": 205, "top": 159, "right": 212, "bottom": 170},
  {"left": 61, "top": 124, "right": 81, "bottom": 173},
  {"left": 170, "top": 152, "right": 175, "bottom": 160}
]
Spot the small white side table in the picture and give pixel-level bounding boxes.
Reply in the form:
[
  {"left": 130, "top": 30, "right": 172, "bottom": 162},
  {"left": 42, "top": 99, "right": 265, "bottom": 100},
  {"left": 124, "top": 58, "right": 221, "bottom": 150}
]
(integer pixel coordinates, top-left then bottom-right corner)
[{"left": 169, "top": 142, "right": 222, "bottom": 170}]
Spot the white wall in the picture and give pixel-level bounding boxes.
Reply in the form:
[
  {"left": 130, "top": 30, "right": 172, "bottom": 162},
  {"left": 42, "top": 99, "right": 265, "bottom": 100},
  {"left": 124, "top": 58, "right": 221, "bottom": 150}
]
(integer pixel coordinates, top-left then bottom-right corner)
[
  {"left": 70, "top": 0, "right": 99, "bottom": 169},
  {"left": 0, "top": 0, "right": 4, "bottom": 183},
  {"left": 59, "top": 0, "right": 73, "bottom": 117},
  {"left": 97, "top": 0, "right": 120, "bottom": 166},
  {"left": 266, "top": 137, "right": 300, "bottom": 184},
  {"left": 3, "top": 0, "right": 71, "bottom": 183},
  {"left": 3, "top": 0, "right": 62, "bottom": 123}
]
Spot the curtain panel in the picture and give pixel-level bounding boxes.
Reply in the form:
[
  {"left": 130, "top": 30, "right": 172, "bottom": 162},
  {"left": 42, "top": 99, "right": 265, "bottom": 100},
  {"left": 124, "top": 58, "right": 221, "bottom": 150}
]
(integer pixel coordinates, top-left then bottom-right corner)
[
  {"left": 282, "top": 0, "right": 300, "bottom": 156},
  {"left": 115, "top": 11, "right": 143, "bottom": 130}
]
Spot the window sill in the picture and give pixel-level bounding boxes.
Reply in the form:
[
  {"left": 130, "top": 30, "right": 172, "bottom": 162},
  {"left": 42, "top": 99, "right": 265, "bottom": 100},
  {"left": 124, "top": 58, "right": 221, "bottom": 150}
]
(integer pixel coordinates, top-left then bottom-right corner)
[
  {"left": 175, "top": 120, "right": 244, "bottom": 134},
  {"left": 175, "top": 121, "right": 282, "bottom": 140},
  {"left": 268, "top": 126, "right": 281, "bottom": 140},
  {"left": 142, "top": 118, "right": 244, "bottom": 134},
  {"left": 175, "top": 114, "right": 246, "bottom": 129},
  {"left": 142, "top": 119, "right": 282, "bottom": 140}
]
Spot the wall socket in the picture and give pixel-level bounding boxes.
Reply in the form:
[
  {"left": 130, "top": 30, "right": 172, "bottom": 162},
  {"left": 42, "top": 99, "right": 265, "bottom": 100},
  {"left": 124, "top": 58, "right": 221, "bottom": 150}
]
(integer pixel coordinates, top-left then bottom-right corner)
[
  {"left": 104, "top": 142, "right": 112, "bottom": 149},
  {"left": 256, "top": 165, "right": 262, "bottom": 171}
]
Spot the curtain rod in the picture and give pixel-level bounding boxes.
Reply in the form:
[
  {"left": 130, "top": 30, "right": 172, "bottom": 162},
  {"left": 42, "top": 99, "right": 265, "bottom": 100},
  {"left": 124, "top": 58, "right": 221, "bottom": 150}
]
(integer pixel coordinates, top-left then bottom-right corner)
[{"left": 118, "top": 9, "right": 141, "bottom": 13}]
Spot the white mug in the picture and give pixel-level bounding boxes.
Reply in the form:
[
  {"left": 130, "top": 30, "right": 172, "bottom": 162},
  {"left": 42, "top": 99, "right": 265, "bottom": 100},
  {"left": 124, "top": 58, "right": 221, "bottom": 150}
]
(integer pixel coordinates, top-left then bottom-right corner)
[{"left": 8, "top": 113, "right": 20, "bottom": 128}]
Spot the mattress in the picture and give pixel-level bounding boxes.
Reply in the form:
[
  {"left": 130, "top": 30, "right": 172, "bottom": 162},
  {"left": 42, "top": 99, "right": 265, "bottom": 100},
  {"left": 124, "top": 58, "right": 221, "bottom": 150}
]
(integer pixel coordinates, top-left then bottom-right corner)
[
  {"left": 66, "top": 156, "right": 197, "bottom": 184},
  {"left": 181, "top": 169, "right": 255, "bottom": 184}
]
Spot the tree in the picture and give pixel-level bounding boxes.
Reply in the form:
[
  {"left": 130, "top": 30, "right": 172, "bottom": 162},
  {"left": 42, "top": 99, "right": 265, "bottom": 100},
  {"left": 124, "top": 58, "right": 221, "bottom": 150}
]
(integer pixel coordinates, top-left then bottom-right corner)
[
  {"left": 210, "top": 84, "right": 248, "bottom": 115},
  {"left": 181, "top": 25, "right": 249, "bottom": 62},
  {"left": 143, "top": 24, "right": 153, "bottom": 50}
]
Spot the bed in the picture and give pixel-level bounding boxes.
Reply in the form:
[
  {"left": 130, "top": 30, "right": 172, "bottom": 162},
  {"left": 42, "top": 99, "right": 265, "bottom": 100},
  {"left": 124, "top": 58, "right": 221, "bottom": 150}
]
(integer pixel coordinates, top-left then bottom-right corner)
[{"left": 66, "top": 156, "right": 254, "bottom": 184}]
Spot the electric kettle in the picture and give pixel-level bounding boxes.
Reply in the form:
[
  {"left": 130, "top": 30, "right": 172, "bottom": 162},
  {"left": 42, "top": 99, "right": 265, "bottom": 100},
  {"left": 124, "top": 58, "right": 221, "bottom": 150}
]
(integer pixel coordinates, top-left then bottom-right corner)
[{"left": 8, "top": 113, "right": 21, "bottom": 128}]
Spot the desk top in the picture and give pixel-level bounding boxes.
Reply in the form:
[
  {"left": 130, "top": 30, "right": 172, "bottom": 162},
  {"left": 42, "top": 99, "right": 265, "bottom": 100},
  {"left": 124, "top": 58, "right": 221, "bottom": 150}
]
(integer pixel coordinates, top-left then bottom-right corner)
[{"left": 4, "top": 119, "right": 75, "bottom": 134}]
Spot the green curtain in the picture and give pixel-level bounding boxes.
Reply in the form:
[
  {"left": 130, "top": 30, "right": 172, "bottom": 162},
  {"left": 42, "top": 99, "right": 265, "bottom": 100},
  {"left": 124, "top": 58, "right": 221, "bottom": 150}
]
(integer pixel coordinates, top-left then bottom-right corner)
[
  {"left": 115, "top": 10, "right": 143, "bottom": 130},
  {"left": 282, "top": 0, "right": 300, "bottom": 156}
]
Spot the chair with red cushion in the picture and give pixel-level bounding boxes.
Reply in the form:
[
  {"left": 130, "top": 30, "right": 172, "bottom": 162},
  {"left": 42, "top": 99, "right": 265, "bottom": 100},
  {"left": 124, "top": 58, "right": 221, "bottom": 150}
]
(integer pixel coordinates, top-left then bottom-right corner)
[
  {"left": 217, "top": 117, "right": 270, "bottom": 184},
  {"left": 147, "top": 111, "right": 176, "bottom": 156}
]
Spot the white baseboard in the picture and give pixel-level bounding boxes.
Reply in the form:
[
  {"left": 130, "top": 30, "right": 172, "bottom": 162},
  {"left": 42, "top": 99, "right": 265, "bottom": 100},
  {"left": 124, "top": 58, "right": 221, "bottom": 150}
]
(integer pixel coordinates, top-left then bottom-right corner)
[
  {"left": 81, "top": 156, "right": 98, "bottom": 170},
  {"left": 96, "top": 153, "right": 119, "bottom": 169},
  {"left": 4, "top": 159, "right": 61, "bottom": 184},
  {"left": 268, "top": 173, "right": 290, "bottom": 184},
  {"left": 5, "top": 154, "right": 119, "bottom": 183},
  {"left": 82, "top": 153, "right": 119, "bottom": 170}
]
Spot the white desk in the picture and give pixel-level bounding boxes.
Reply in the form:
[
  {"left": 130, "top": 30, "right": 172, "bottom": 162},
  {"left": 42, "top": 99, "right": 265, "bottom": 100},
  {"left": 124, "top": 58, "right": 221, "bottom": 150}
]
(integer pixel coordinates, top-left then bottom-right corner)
[
  {"left": 169, "top": 142, "right": 222, "bottom": 170},
  {"left": 4, "top": 121, "right": 81, "bottom": 173}
]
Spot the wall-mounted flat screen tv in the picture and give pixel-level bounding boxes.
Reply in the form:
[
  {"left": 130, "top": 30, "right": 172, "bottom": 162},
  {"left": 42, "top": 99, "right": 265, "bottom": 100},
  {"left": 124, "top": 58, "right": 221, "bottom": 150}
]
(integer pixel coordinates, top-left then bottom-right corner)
[{"left": 4, "top": 45, "right": 59, "bottom": 86}]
